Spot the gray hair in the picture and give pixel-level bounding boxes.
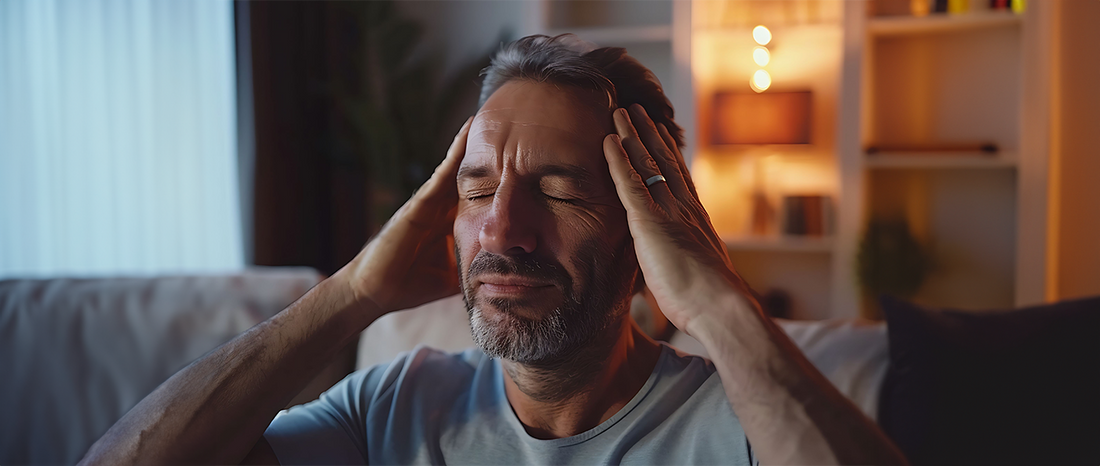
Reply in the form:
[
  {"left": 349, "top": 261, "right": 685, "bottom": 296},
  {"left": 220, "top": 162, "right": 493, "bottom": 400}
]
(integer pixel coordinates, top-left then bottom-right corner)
[{"left": 479, "top": 34, "right": 685, "bottom": 149}]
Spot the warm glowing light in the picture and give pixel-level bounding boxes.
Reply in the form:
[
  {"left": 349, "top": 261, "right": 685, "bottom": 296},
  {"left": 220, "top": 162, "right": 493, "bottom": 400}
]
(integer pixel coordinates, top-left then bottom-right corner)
[
  {"left": 752, "top": 25, "right": 772, "bottom": 46},
  {"left": 751, "top": 69, "right": 772, "bottom": 92},
  {"left": 753, "top": 46, "right": 770, "bottom": 67}
]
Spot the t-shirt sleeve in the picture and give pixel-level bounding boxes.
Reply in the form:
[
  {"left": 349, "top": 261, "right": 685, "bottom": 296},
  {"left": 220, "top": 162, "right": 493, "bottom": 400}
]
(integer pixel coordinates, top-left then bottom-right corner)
[{"left": 263, "top": 366, "right": 386, "bottom": 465}]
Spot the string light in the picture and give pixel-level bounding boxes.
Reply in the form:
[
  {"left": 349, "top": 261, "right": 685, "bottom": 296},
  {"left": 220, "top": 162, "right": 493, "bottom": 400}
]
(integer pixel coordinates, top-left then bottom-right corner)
[
  {"left": 753, "top": 46, "right": 770, "bottom": 67},
  {"left": 751, "top": 26, "right": 772, "bottom": 93},
  {"left": 751, "top": 70, "right": 772, "bottom": 92},
  {"left": 752, "top": 25, "right": 772, "bottom": 46}
]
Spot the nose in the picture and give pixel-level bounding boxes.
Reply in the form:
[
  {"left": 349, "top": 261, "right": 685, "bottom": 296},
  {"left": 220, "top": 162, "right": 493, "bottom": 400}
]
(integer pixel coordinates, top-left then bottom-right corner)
[{"left": 479, "top": 182, "right": 539, "bottom": 256}]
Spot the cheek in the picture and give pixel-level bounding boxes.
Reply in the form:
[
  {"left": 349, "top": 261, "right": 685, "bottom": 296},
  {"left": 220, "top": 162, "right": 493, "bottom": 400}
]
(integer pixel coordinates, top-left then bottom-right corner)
[
  {"left": 553, "top": 208, "right": 631, "bottom": 268},
  {"left": 453, "top": 210, "right": 483, "bottom": 271}
]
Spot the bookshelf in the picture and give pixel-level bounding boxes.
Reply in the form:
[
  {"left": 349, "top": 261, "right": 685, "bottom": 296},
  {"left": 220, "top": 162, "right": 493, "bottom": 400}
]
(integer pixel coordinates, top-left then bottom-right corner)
[
  {"left": 866, "top": 10, "right": 1021, "bottom": 36},
  {"left": 865, "top": 152, "right": 1019, "bottom": 169},
  {"left": 832, "top": 1, "right": 1053, "bottom": 316}
]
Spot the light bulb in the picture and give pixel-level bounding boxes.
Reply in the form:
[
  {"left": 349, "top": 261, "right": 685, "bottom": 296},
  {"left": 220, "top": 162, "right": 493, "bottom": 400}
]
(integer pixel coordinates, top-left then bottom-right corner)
[
  {"left": 751, "top": 69, "right": 771, "bottom": 92},
  {"left": 752, "top": 25, "right": 772, "bottom": 46},
  {"left": 753, "top": 46, "right": 770, "bottom": 67}
]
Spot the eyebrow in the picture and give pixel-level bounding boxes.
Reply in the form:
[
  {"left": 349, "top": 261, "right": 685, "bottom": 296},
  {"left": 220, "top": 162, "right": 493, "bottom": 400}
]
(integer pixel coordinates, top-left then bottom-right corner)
[
  {"left": 457, "top": 163, "right": 593, "bottom": 185},
  {"left": 456, "top": 165, "right": 493, "bottom": 181}
]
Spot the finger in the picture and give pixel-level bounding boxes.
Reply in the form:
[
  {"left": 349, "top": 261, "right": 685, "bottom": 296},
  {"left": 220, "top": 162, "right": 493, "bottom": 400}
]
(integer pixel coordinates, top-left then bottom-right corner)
[
  {"left": 656, "top": 122, "right": 700, "bottom": 200},
  {"left": 612, "top": 108, "right": 676, "bottom": 208},
  {"left": 603, "top": 134, "right": 663, "bottom": 221},
  {"left": 627, "top": 105, "right": 693, "bottom": 201},
  {"left": 409, "top": 117, "right": 472, "bottom": 203},
  {"left": 653, "top": 122, "right": 728, "bottom": 263},
  {"left": 427, "top": 116, "right": 474, "bottom": 194},
  {"left": 400, "top": 117, "right": 472, "bottom": 226}
]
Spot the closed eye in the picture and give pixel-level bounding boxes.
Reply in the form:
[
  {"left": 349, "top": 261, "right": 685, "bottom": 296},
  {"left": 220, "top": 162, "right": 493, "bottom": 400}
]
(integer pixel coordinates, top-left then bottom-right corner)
[
  {"left": 465, "top": 192, "right": 494, "bottom": 201},
  {"left": 544, "top": 194, "right": 576, "bottom": 205}
]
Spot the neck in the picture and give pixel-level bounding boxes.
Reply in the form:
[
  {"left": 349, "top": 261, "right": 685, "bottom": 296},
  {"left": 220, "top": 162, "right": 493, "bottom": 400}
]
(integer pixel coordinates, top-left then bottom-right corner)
[{"left": 501, "top": 317, "right": 662, "bottom": 439}]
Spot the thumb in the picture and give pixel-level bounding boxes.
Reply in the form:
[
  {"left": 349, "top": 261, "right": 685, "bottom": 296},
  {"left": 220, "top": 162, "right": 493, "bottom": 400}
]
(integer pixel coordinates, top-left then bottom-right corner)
[{"left": 420, "top": 116, "right": 473, "bottom": 202}]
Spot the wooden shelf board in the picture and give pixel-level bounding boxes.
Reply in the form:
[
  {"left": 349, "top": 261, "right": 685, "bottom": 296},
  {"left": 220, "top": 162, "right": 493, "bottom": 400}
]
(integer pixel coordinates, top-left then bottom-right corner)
[
  {"left": 865, "top": 152, "right": 1018, "bottom": 169},
  {"left": 545, "top": 25, "right": 672, "bottom": 45},
  {"left": 722, "top": 235, "right": 835, "bottom": 253},
  {"left": 868, "top": 11, "right": 1021, "bottom": 36}
]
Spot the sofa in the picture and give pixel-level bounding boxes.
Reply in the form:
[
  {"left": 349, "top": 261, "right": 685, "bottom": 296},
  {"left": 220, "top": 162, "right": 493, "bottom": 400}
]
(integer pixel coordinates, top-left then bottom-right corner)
[
  {"left": 2, "top": 270, "right": 1097, "bottom": 465},
  {"left": 0, "top": 268, "right": 326, "bottom": 465}
]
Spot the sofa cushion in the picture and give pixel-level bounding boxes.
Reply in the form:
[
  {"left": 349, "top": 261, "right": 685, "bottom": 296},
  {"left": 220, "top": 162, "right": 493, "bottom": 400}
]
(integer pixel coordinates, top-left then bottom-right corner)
[
  {"left": 670, "top": 318, "right": 889, "bottom": 421},
  {"left": 0, "top": 268, "right": 321, "bottom": 466},
  {"left": 357, "top": 294, "right": 473, "bottom": 370},
  {"left": 878, "top": 296, "right": 1100, "bottom": 465}
]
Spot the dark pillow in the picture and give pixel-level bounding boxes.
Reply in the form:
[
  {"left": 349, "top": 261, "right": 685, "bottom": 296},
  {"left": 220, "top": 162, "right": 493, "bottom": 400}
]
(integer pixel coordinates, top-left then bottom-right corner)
[{"left": 878, "top": 296, "right": 1100, "bottom": 465}]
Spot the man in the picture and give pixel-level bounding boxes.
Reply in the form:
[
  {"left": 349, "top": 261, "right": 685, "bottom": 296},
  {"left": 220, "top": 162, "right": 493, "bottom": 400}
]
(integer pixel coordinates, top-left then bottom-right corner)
[{"left": 81, "top": 35, "right": 906, "bottom": 465}]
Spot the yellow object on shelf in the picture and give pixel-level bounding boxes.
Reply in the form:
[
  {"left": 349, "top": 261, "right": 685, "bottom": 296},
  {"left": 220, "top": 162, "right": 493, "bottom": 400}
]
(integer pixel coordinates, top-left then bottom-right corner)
[{"left": 947, "top": 0, "right": 969, "bottom": 14}]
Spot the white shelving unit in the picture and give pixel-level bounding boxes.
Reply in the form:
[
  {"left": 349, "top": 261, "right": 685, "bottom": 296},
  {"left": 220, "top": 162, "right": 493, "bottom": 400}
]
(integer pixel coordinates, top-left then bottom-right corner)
[
  {"left": 830, "top": 1, "right": 1054, "bottom": 317},
  {"left": 865, "top": 152, "right": 1018, "bottom": 169},
  {"left": 866, "top": 10, "right": 1021, "bottom": 36}
]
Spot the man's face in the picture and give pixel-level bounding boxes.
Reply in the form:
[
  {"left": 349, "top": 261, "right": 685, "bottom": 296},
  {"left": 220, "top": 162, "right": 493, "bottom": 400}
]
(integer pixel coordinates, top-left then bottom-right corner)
[{"left": 454, "top": 80, "right": 638, "bottom": 365}]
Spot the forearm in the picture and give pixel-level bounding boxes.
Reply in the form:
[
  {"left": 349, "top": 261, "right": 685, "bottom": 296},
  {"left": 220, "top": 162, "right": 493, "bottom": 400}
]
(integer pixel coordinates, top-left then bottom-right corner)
[
  {"left": 688, "top": 290, "right": 907, "bottom": 465},
  {"left": 79, "top": 272, "right": 380, "bottom": 465}
]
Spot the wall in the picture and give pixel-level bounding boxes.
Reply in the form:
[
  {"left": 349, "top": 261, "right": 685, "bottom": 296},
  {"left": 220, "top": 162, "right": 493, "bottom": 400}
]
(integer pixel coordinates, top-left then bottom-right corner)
[
  {"left": 396, "top": 0, "right": 529, "bottom": 85},
  {"left": 1051, "top": 0, "right": 1100, "bottom": 300}
]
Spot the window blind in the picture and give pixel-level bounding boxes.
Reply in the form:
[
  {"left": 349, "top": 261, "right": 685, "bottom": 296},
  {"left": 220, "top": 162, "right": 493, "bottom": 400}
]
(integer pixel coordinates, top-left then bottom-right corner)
[{"left": 0, "top": 0, "right": 243, "bottom": 277}]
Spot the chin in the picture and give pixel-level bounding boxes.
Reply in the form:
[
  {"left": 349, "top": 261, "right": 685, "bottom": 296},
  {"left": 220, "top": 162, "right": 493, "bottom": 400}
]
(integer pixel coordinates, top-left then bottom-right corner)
[
  {"left": 474, "top": 294, "right": 564, "bottom": 321},
  {"left": 466, "top": 300, "right": 574, "bottom": 364}
]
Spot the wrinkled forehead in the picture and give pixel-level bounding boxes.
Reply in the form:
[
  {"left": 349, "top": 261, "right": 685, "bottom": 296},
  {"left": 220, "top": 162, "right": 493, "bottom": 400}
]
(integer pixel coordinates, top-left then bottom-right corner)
[{"left": 464, "top": 80, "right": 615, "bottom": 174}]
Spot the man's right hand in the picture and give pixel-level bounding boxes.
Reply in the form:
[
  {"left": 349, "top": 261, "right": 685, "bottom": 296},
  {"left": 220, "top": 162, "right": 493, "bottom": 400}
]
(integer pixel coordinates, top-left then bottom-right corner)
[{"left": 339, "top": 117, "right": 473, "bottom": 316}]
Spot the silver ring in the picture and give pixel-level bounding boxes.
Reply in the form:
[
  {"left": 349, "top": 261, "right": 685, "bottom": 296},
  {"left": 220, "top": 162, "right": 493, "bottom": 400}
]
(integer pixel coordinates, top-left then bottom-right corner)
[{"left": 645, "top": 175, "right": 667, "bottom": 187}]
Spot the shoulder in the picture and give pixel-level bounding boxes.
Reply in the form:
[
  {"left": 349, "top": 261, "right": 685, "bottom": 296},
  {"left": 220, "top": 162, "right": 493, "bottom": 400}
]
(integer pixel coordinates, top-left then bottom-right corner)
[
  {"left": 282, "top": 345, "right": 487, "bottom": 425},
  {"left": 264, "top": 346, "right": 488, "bottom": 464},
  {"left": 655, "top": 343, "right": 718, "bottom": 381},
  {"left": 646, "top": 344, "right": 733, "bottom": 422}
]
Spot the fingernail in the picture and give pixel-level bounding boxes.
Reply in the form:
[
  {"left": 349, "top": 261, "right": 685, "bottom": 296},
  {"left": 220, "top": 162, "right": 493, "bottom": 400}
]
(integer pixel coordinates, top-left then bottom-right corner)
[{"left": 611, "top": 134, "right": 621, "bottom": 143}]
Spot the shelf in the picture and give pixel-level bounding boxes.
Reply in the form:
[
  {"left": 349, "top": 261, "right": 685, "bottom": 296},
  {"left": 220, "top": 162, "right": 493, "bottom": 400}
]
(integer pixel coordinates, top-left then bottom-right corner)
[
  {"left": 545, "top": 25, "right": 672, "bottom": 45},
  {"left": 868, "top": 11, "right": 1021, "bottom": 37},
  {"left": 865, "top": 152, "right": 1018, "bottom": 169},
  {"left": 722, "top": 235, "right": 834, "bottom": 253}
]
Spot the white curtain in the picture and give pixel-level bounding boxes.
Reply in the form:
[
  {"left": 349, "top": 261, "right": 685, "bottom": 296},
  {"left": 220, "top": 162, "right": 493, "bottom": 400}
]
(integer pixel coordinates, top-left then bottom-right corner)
[{"left": 0, "top": 0, "right": 243, "bottom": 277}]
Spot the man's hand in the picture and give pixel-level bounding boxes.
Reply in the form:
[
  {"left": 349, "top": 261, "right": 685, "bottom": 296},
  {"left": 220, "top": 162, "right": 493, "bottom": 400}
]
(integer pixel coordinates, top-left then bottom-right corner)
[
  {"left": 602, "top": 105, "right": 757, "bottom": 335},
  {"left": 340, "top": 117, "right": 472, "bottom": 316},
  {"left": 603, "top": 105, "right": 908, "bottom": 465}
]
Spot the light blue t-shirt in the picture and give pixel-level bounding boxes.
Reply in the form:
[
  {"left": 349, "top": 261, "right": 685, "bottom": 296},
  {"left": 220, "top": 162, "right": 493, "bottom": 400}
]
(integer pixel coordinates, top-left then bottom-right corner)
[{"left": 265, "top": 344, "right": 756, "bottom": 465}]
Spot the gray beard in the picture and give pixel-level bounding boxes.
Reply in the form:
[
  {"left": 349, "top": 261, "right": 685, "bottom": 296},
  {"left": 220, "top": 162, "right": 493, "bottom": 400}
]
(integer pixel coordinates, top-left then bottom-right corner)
[{"left": 458, "top": 235, "right": 636, "bottom": 368}]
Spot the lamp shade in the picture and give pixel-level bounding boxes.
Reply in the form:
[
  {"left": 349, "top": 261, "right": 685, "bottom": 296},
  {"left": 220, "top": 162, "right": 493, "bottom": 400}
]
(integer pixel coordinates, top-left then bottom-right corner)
[{"left": 712, "top": 90, "right": 812, "bottom": 145}]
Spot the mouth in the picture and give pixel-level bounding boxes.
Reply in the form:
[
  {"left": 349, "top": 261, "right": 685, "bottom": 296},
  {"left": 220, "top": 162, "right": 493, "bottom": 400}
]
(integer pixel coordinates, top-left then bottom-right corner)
[{"left": 475, "top": 274, "right": 557, "bottom": 297}]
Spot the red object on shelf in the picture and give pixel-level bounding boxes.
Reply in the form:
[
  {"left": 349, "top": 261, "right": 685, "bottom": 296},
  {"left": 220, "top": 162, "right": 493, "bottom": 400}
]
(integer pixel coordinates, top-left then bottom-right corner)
[{"left": 712, "top": 91, "right": 813, "bottom": 145}]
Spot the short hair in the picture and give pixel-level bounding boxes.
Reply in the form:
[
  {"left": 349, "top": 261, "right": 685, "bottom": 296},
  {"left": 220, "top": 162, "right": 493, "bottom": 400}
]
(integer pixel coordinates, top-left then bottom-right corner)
[{"left": 479, "top": 34, "right": 685, "bottom": 149}]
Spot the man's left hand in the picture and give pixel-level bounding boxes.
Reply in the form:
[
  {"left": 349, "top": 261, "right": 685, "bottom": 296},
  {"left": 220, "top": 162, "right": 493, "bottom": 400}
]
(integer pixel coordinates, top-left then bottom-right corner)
[{"left": 602, "top": 105, "right": 760, "bottom": 336}]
